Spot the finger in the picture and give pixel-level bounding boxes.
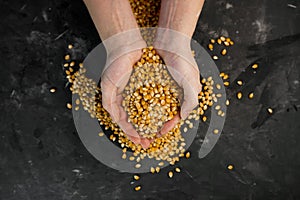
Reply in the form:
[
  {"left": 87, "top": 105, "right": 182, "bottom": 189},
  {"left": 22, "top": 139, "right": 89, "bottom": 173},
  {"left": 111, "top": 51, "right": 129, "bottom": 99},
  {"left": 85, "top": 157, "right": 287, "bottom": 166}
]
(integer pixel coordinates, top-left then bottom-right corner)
[
  {"left": 180, "top": 79, "right": 202, "bottom": 119},
  {"left": 159, "top": 113, "right": 181, "bottom": 136},
  {"left": 115, "top": 94, "right": 141, "bottom": 145},
  {"left": 140, "top": 138, "right": 151, "bottom": 149},
  {"left": 101, "top": 76, "right": 120, "bottom": 122}
]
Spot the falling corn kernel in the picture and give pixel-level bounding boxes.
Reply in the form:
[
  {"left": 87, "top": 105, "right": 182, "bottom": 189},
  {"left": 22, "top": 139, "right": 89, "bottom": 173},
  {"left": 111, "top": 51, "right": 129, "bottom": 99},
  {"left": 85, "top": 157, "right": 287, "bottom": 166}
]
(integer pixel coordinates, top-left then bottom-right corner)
[
  {"left": 202, "top": 116, "right": 207, "bottom": 122},
  {"left": 248, "top": 92, "right": 254, "bottom": 99},
  {"left": 175, "top": 167, "right": 181, "bottom": 173},
  {"left": 67, "top": 103, "right": 72, "bottom": 109},
  {"left": 216, "top": 84, "right": 221, "bottom": 89},
  {"left": 63, "top": 63, "right": 69, "bottom": 67},
  {"left": 208, "top": 44, "right": 214, "bottom": 51},
  {"left": 70, "top": 61, "right": 75, "bottom": 67},
  {"left": 50, "top": 87, "right": 56, "bottom": 93},
  {"left": 221, "top": 49, "right": 227, "bottom": 56},
  {"left": 213, "top": 129, "right": 219, "bottom": 134},
  {"left": 183, "top": 127, "right": 188, "bottom": 133},
  {"left": 158, "top": 162, "right": 164, "bottom": 166},
  {"left": 64, "top": 55, "right": 70, "bottom": 60},
  {"left": 227, "top": 164, "right": 234, "bottom": 170},
  {"left": 220, "top": 36, "right": 226, "bottom": 41},
  {"left": 75, "top": 106, "right": 79, "bottom": 111},
  {"left": 220, "top": 72, "right": 225, "bottom": 77},
  {"left": 122, "top": 154, "right": 127, "bottom": 159},
  {"left": 68, "top": 44, "right": 73, "bottom": 49},
  {"left": 267, "top": 108, "right": 273, "bottom": 114},
  {"left": 229, "top": 40, "right": 234, "bottom": 45},
  {"left": 75, "top": 99, "right": 80, "bottom": 105},
  {"left": 98, "top": 132, "right": 104, "bottom": 137},
  {"left": 133, "top": 175, "right": 140, "bottom": 180},
  {"left": 252, "top": 63, "right": 258, "bottom": 69},
  {"left": 134, "top": 185, "right": 141, "bottom": 191},
  {"left": 185, "top": 152, "right": 191, "bottom": 159},
  {"left": 237, "top": 92, "right": 242, "bottom": 99},
  {"left": 237, "top": 80, "right": 243, "bottom": 86},
  {"left": 217, "top": 38, "right": 222, "bottom": 44},
  {"left": 210, "top": 39, "right": 215, "bottom": 44},
  {"left": 168, "top": 171, "right": 174, "bottom": 178},
  {"left": 212, "top": 55, "right": 219, "bottom": 60}
]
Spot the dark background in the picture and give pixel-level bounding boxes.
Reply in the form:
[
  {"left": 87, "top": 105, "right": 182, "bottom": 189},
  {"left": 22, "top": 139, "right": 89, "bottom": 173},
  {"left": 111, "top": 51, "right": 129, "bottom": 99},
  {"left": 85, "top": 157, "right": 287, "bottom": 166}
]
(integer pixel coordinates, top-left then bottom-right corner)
[{"left": 0, "top": 0, "right": 300, "bottom": 199}]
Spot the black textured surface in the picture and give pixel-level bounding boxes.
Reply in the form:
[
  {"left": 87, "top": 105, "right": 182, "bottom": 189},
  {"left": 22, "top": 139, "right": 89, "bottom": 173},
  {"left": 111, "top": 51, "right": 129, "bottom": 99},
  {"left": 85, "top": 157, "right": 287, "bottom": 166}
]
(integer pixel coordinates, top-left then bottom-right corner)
[{"left": 0, "top": 0, "right": 300, "bottom": 199}]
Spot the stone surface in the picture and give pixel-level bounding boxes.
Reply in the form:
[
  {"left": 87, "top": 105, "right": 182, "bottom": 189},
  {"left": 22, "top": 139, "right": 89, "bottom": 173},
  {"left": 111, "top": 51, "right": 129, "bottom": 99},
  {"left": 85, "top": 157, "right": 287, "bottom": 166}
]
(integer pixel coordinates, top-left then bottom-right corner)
[{"left": 0, "top": 0, "right": 299, "bottom": 199}]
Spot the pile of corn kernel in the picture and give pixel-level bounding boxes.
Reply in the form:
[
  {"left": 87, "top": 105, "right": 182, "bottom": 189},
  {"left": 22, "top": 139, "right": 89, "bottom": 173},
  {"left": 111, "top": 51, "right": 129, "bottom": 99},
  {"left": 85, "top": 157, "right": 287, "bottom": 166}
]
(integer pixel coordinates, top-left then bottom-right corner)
[
  {"left": 65, "top": 47, "right": 217, "bottom": 164},
  {"left": 123, "top": 46, "right": 182, "bottom": 138}
]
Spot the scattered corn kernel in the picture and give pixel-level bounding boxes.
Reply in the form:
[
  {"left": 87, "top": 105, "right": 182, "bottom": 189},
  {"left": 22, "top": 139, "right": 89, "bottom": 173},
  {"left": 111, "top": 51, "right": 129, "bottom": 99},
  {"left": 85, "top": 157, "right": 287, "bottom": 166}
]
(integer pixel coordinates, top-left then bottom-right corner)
[
  {"left": 150, "top": 167, "right": 155, "bottom": 173},
  {"left": 224, "top": 82, "right": 230, "bottom": 86},
  {"left": 267, "top": 108, "right": 273, "bottom": 114},
  {"left": 175, "top": 167, "right": 181, "bottom": 173},
  {"left": 133, "top": 175, "right": 140, "bottom": 180},
  {"left": 237, "top": 80, "right": 243, "bottom": 86},
  {"left": 226, "top": 99, "right": 230, "bottom": 106},
  {"left": 252, "top": 63, "right": 258, "bottom": 69},
  {"left": 155, "top": 167, "right": 160, "bottom": 173},
  {"left": 67, "top": 103, "right": 72, "bottom": 109},
  {"left": 50, "top": 87, "right": 56, "bottom": 93},
  {"left": 98, "top": 132, "right": 104, "bottom": 137},
  {"left": 248, "top": 92, "right": 254, "bottom": 99},
  {"left": 221, "top": 49, "right": 227, "bottom": 55},
  {"left": 168, "top": 171, "right": 173, "bottom": 178},
  {"left": 213, "top": 129, "right": 219, "bottom": 134},
  {"left": 64, "top": 55, "right": 70, "bottom": 60},
  {"left": 237, "top": 92, "right": 242, "bottom": 99},
  {"left": 212, "top": 55, "right": 219, "bottom": 60},
  {"left": 185, "top": 152, "right": 190, "bottom": 159},
  {"left": 227, "top": 164, "right": 234, "bottom": 170},
  {"left": 135, "top": 163, "right": 141, "bottom": 169},
  {"left": 70, "top": 61, "right": 75, "bottom": 67},
  {"left": 134, "top": 185, "right": 141, "bottom": 191},
  {"left": 68, "top": 44, "right": 73, "bottom": 49}
]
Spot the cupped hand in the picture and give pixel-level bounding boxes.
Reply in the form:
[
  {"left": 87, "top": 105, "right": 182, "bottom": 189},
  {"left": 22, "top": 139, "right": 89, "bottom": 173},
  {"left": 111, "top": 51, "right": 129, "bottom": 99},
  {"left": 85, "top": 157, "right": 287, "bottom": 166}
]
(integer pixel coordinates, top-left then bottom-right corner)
[
  {"left": 101, "top": 41, "right": 152, "bottom": 149},
  {"left": 153, "top": 29, "right": 202, "bottom": 135}
]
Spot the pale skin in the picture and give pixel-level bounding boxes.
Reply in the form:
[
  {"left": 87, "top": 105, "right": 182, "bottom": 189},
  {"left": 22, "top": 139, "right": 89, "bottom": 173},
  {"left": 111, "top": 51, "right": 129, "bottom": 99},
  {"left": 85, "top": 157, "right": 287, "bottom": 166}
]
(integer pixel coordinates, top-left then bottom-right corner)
[{"left": 83, "top": 0, "right": 205, "bottom": 149}]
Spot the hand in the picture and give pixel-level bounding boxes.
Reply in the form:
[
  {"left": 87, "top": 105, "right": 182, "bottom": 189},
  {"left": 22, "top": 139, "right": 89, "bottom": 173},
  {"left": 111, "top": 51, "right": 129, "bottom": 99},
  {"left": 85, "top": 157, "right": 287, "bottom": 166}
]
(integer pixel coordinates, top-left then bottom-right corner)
[
  {"left": 153, "top": 29, "right": 202, "bottom": 135},
  {"left": 101, "top": 36, "right": 151, "bottom": 149}
]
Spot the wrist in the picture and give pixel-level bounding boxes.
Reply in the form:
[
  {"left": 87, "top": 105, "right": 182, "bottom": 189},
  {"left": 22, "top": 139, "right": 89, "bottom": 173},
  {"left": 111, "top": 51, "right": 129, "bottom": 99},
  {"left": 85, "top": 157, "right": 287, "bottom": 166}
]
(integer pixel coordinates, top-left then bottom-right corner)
[
  {"left": 153, "top": 28, "right": 192, "bottom": 60},
  {"left": 103, "top": 28, "right": 146, "bottom": 65}
]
